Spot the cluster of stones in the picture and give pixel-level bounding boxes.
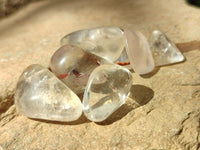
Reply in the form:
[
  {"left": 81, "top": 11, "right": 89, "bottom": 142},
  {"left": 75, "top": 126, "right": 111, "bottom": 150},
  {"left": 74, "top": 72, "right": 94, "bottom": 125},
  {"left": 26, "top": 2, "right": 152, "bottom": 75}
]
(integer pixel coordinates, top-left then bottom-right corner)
[{"left": 15, "top": 26, "right": 185, "bottom": 122}]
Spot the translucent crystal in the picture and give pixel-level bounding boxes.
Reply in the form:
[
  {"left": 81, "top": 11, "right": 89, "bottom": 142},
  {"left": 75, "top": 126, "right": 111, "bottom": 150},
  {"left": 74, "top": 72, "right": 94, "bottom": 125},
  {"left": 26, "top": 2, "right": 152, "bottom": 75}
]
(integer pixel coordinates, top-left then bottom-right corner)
[
  {"left": 83, "top": 64, "right": 133, "bottom": 122},
  {"left": 149, "top": 30, "right": 185, "bottom": 66},
  {"left": 50, "top": 45, "right": 111, "bottom": 94},
  {"left": 124, "top": 29, "right": 155, "bottom": 74},
  {"left": 61, "top": 26, "right": 125, "bottom": 62},
  {"left": 15, "top": 64, "right": 82, "bottom": 122},
  {"left": 116, "top": 49, "right": 130, "bottom": 64}
]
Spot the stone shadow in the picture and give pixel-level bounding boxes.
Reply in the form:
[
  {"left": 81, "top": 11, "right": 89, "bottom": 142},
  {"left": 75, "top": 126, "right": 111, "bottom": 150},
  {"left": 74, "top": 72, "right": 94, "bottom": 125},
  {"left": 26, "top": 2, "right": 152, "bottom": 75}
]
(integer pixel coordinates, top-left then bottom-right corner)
[
  {"left": 140, "top": 67, "right": 160, "bottom": 78},
  {"left": 97, "top": 84, "right": 154, "bottom": 125},
  {"left": 128, "top": 84, "right": 154, "bottom": 106},
  {"left": 176, "top": 41, "right": 200, "bottom": 53},
  {"left": 30, "top": 113, "right": 90, "bottom": 125},
  {"left": 186, "top": 0, "right": 200, "bottom": 7}
]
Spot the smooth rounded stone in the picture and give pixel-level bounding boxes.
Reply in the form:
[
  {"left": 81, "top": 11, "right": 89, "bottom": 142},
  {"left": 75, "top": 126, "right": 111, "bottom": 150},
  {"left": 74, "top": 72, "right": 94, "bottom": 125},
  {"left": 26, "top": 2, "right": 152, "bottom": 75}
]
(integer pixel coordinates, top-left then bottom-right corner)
[
  {"left": 14, "top": 64, "right": 82, "bottom": 122},
  {"left": 60, "top": 26, "right": 125, "bottom": 62},
  {"left": 149, "top": 30, "right": 185, "bottom": 66},
  {"left": 124, "top": 29, "right": 155, "bottom": 75},
  {"left": 83, "top": 64, "right": 133, "bottom": 122},
  {"left": 50, "top": 45, "right": 111, "bottom": 94}
]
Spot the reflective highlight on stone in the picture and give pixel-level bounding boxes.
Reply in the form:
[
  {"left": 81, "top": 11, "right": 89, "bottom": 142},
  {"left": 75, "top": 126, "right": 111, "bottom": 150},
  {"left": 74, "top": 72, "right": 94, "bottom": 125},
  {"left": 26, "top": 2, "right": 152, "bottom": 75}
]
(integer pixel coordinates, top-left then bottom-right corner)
[
  {"left": 83, "top": 64, "right": 132, "bottom": 122},
  {"left": 117, "top": 49, "right": 130, "bottom": 65},
  {"left": 50, "top": 45, "right": 111, "bottom": 94},
  {"left": 124, "top": 29, "right": 155, "bottom": 74},
  {"left": 15, "top": 64, "right": 82, "bottom": 122},
  {"left": 149, "top": 30, "right": 185, "bottom": 66},
  {"left": 61, "top": 26, "right": 125, "bottom": 62}
]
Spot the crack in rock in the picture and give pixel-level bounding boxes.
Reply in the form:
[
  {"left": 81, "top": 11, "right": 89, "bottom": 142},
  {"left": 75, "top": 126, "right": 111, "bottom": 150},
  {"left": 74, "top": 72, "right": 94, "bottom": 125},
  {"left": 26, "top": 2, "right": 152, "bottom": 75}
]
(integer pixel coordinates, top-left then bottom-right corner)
[
  {"left": 173, "top": 112, "right": 200, "bottom": 150},
  {"left": 0, "top": 105, "right": 17, "bottom": 127},
  {"left": 0, "top": 93, "right": 14, "bottom": 115}
]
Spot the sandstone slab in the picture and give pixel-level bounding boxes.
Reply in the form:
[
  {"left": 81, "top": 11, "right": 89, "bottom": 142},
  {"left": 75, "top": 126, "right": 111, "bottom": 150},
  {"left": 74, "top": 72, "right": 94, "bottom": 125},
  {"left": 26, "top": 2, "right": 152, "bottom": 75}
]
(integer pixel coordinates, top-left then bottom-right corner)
[{"left": 0, "top": 0, "right": 200, "bottom": 149}]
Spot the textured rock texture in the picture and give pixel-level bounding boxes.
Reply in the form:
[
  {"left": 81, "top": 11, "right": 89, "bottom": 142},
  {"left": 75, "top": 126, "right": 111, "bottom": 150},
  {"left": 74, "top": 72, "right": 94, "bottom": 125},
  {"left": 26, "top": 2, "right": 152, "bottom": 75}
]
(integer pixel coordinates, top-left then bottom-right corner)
[{"left": 0, "top": 0, "right": 200, "bottom": 149}]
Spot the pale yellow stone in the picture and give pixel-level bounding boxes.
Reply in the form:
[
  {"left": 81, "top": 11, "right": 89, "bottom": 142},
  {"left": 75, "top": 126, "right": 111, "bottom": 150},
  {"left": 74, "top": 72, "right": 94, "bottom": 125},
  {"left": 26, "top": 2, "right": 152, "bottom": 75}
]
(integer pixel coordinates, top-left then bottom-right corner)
[
  {"left": 61, "top": 26, "right": 125, "bottom": 62},
  {"left": 83, "top": 64, "right": 132, "bottom": 122},
  {"left": 15, "top": 64, "right": 82, "bottom": 122},
  {"left": 150, "top": 30, "right": 185, "bottom": 66}
]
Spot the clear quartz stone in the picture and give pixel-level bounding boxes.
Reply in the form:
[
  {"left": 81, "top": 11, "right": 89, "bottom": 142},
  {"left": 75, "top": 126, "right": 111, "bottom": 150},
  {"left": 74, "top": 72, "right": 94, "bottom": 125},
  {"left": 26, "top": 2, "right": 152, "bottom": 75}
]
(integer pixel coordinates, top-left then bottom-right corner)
[
  {"left": 50, "top": 45, "right": 111, "bottom": 94},
  {"left": 124, "top": 29, "right": 155, "bottom": 74},
  {"left": 83, "top": 64, "right": 133, "bottom": 122},
  {"left": 149, "top": 30, "right": 185, "bottom": 66},
  {"left": 60, "top": 26, "right": 125, "bottom": 62},
  {"left": 14, "top": 64, "right": 82, "bottom": 122}
]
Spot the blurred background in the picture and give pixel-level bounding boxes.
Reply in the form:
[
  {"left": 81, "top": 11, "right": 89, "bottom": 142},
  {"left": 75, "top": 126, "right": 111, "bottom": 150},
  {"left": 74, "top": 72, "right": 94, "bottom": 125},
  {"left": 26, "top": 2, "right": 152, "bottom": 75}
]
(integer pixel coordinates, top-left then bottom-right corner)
[{"left": 0, "top": 0, "right": 200, "bottom": 18}]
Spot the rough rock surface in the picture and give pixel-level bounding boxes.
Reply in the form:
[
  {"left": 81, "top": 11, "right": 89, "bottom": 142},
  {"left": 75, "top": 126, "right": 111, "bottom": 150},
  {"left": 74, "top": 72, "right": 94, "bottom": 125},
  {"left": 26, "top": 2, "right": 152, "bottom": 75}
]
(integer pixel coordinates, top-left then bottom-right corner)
[{"left": 0, "top": 0, "right": 200, "bottom": 149}]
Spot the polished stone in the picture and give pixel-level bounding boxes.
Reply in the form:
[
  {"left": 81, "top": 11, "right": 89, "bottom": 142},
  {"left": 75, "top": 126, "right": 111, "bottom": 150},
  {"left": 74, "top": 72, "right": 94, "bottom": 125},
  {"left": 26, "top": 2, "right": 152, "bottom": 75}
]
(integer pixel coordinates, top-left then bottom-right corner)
[
  {"left": 149, "top": 30, "right": 185, "bottom": 66},
  {"left": 61, "top": 26, "right": 125, "bottom": 62},
  {"left": 14, "top": 64, "right": 82, "bottom": 122},
  {"left": 83, "top": 64, "right": 132, "bottom": 122},
  {"left": 124, "top": 29, "right": 155, "bottom": 74},
  {"left": 50, "top": 45, "right": 111, "bottom": 94}
]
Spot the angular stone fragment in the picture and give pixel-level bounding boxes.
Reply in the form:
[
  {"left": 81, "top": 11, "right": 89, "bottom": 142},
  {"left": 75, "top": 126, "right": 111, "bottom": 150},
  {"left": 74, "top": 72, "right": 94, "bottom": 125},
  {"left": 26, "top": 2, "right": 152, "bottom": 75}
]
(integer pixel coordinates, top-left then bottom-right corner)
[
  {"left": 50, "top": 45, "right": 111, "bottom": 94},
  {"left": 61, "top": 26, "right": 125, "bottom": 62},
  {"left": 83, "top": 64, "right": 132, "bottom": 122},
  {"left": 149, "top": 30, "right": 185, "bottom": 66},
  {"left": 124, "top": 29, "right": 155, "bottom": 74},
  {"left": 15, "top": 64, "right": 82, "bottom": 122}
]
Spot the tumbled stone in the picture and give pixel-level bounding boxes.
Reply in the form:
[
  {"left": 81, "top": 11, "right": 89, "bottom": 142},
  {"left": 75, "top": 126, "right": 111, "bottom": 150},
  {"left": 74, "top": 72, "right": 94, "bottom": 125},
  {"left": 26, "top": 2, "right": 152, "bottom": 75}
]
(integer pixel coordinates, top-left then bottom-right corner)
[
  {"left": 60, "top": 26, "right": 125, "bottom": 62},
  {"left": 149, "top": 30, "right": 185, "bottom": 66},
  {"left": 50, "top": 45, "right": 111, "bottom": 94},
  {"left": 124, "top": 29, "right": 155, "bottom": 74},
  {"left": 14, "top": 64, "right": 82, "bottom": 122},
  {"left": 83, "top": 64, "right": 133, "bottom": 122}
]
